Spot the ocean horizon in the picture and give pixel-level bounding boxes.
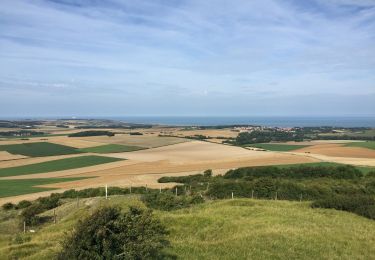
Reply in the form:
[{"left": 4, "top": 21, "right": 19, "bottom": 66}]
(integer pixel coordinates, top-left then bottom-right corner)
[{"left": 110, "top": 116, "right": 375, "bottom": 128}]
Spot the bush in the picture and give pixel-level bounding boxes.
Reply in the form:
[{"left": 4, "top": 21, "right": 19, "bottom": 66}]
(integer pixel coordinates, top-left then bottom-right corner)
[
  {"left": 58, "top": 206, "right": 172, "bottom": 259},
  {"left": 142, "top": 193, "right": 204, "bottom": 211},
  {"left": 224, "top": 165, "right": 363, "bottom": 180},
  {"left": 312, "top": 195, "right": 375, "bottom": 220},
  {"left": 68, "top": 131, "right": 115, "bottom": 137},
  {"left": 16, "top": 200, "right": 32, "bottom": 209},
  {"left": 2, "top": 202, "right": 15, "bottom": 210}
]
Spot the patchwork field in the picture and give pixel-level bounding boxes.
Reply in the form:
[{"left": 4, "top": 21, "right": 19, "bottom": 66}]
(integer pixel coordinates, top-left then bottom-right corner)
[{"left": 1, "top": 127, "right": 375, "bottom": 204}]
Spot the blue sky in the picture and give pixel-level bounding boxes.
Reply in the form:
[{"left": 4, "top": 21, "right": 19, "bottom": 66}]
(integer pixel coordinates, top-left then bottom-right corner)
[{"left": 0, "top": 0, "right": 374, "bottom": 117}]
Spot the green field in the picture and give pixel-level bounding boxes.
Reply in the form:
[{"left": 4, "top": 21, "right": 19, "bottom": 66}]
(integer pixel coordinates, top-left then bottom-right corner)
[
  {"left": 0, "top": 178, "right": 89, "bottom": 198},
  {"left": 247, "top": 143, "right": 310, "bottom": 151},
  {"left": 0, "top": 155, "right": 123, "bottom": 177},
  {"left": 344, "top": 141, "right": 375, "bottom": 150},
  {"left": 78, "top": 144, "right": 144, "bottom": 153},
  {"left": 0, "top": 142, "right": 81, "bottom": 157},
  {"left": 1, "top": 196, "right": 374, "bottom": 259}
]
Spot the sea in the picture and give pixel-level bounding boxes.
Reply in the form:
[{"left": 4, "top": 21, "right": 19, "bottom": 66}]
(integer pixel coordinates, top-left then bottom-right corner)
[
  {"left": 2, "top": 116, "right": 375, "bottom": 128},
  {"left": 108, "top": 116, "right": 375, "bottom": 128}
]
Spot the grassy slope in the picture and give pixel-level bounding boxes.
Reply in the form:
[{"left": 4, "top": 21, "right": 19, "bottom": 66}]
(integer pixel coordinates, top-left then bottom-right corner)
[
  {"left": 0, "top": 142, "right": 81, "bottom": 157},
  {"left": 1, "top": 196, "right": 374, "bottom": 259},
  {"left": 78, "top": 144, "right": 144, "bottom": 153},
  {"left": 345, "top": 141, "right": 375, "bottom": 150},
  {"left": 0, "top": 155, "right": 123, "bottom": 177},
  {"left": 247, "top": 143, "right": 310, "bottom": 151},
  {"left": 0, "top": 178, "right": 90, "bottom": 198}
]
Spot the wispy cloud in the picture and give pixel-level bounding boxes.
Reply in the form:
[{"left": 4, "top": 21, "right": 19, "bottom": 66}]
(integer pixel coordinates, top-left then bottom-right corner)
[{"left": 0, "top": 0, "right": 374, "bottom": 116}]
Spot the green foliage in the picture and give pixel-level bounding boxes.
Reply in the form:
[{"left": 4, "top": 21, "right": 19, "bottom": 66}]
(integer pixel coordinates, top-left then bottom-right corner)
[
  {"left": 2, "top": 202, "right": 14, "bottom": 210},
  {"left": 20, "top": 195, "right": 61, "bottom": 225},
  {"left": 224, "top": 165, "right": 363, "bottom": 179},
  {"left": 142, "top": 193, "right": 204, "bottom": 211},
  {"left": 16, "top": 200, "right": 32, "bottom": 209},
  {"left": 231, "top": 130, "right": 304, "bottom": 145},
  {"left": 129, "top": 132, "right": 143, "bottom": 135},
  {"left": 68, "top": 130, "right": 115, "bottom": 137},
  {"left": 0, "top": 142, "right": 81, "bottom": 157},
  {"left": 57, "top": 206, "right": 171, "bottom": 260},
  {"left": 158, "top": 173, "right": 210, "bottom": 185},
  {"left": 0, "top": 155, "right": 123, "bottom": 177},
  {"left": 312, "top": 195, "right": 375, "bottom": 220},
  {"left": 78, "top": 144, "right": 144, "bottom": 153}
]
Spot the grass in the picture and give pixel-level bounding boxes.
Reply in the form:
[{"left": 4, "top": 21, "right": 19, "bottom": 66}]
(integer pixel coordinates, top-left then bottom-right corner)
[
  {"left": 0, "top": 178, "right": 90, "bottom": 198},
  {"left": 0, "top": 155, "right": 124, "bottom": 177},
  {"left": 78, "top": 144, "right": 144, "bottom": 153},
  {"left": 1, "top": 197, "right": 375, "bottom": 259},
  {"left": 246, "top": 143, "right": 310, "bottom": 151},
  {"left": 344, "top": 141, "right": 375, "bottom": 150},
  {"left": 0, "top": 142, "right": 82, "bottom": 157}
]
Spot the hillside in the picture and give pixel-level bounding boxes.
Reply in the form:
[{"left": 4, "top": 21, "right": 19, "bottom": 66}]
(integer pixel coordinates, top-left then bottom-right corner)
[{"left": 1, "top": 196, "right": 374, "bottom": 259}]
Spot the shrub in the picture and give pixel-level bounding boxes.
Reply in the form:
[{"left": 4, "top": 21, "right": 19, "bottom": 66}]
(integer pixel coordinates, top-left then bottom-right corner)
[
  {"left": 142, "top": 193, "right": 204, "bottom": 211},
  {"left": 58, "top": 206, "right": 171, "bottom": 259},
  {"left": 68, "top": 131, "right": 115, "bottom": 137},
  {"left": 2, "top": 202, "right": 15, "bottom": 210},
  {"left": 16, "top": 200, "right": 32, "bottom": 209},
  {"left": 312, "top": 195, "right": 375, "bottom": 220}
]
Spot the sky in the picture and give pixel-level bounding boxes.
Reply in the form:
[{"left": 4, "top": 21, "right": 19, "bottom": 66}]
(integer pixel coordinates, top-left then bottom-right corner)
[{"left": 0, "top": 0, "right": 375, "bottom": 117}]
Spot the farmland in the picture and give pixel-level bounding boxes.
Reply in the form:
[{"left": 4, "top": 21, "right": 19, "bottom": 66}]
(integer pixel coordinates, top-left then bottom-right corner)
[
  {"left": 345, "top": 141, "right": 375, "bottom": 150},
  {"left": 0, "top": 142, "right": 81, "bottom": 157},
  {"left": 0, "top": 155, "right": 123, "bottom": 177},
  {"left": 78, "top": 144, "right": 144, "bottom": 153},
  {"left": 0, "top": 177, "right": 89, "bottom": 197},
  {"left": 246, "top": 143, "right": 310, "bottom": 151},
  {"left": 0, "top": 196, "right": 374, "bottom": 259}
]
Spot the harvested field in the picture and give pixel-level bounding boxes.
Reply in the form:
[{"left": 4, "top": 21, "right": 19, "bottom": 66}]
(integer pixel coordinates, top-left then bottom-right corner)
[
  {"left": 45, "top": 136, "right": 104, "bottom": 148},
  {"left": 78, "top": 144, "right": 144, "bottom": 153},
  {"left": 76, "top": 134, "right": 189, "bottom": 148},
  {"left": 295, "top": 143, "right": 375, "bottom": 158},
  {"left": 0, "top": 151, "right": 26, "bottom": 161},
  {"left": 173, "top": 129, "right": 238, "bottom": 138}
]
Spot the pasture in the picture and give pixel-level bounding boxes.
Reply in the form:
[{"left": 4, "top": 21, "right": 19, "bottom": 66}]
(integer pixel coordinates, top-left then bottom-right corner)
[
  {"left": 345, "top": 141, "right": 375, "bottom": 150},
  {"left": 1, "top": 197, "right": 374, "bottom": 259},
  {"left": 247, "top": 143, "right": 310, "bottom": 151},
  {"left": 0, "top": 155, "right": 123, "bottom": 177},
  {"left": 78, "top": 144, "right": 144, "bottom": 153},
  {"left": 0, "top": 177, "right": 89, "bottom": 198},
  {"left": 0, "top": 142, "right": 81, "bottom": 157}
]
